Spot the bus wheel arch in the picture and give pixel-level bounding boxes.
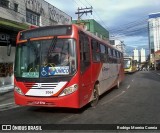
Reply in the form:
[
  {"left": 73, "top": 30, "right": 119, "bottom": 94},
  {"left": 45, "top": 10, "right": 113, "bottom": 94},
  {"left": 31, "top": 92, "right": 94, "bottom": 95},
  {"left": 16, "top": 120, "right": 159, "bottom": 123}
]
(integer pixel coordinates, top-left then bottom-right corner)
[{"left": 90, "top": 81, "right": 99, "bottom": 107}]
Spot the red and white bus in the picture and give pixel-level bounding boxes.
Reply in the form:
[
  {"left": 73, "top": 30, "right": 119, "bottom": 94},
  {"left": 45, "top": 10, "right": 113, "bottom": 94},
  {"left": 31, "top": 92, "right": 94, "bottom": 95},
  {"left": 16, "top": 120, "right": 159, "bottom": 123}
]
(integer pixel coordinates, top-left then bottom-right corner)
[{"left": 14, "top": 24, "right": 124, "bottom": 108}]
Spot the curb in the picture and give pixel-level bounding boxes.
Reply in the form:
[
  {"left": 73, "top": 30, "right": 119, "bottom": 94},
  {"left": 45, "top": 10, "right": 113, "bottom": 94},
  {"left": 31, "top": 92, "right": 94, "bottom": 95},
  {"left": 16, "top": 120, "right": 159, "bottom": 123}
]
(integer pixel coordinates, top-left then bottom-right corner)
[{"left": 0, "top": 85, "right": 14, "bottom": 94}]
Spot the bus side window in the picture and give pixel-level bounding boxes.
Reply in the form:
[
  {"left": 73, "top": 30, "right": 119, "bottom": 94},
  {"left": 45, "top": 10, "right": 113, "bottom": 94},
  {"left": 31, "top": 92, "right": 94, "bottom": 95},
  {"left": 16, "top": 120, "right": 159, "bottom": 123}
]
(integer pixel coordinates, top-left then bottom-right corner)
[
  {"left": 83, "top": 36, "right": 90, "bottom": 62},
  {"left": 117, "top": 51, "right": 120, "bottom": 64},
  {"left": 100, "top": 44, "right": 106, "bottom": 62},
  {"left": 91, "top": 39, "right": 100, "bottom": 62},
  {"left": 79, "top": 33, "right": 90, "bottom": 73},
  {"left": 105, "top": 46, "right": 108, "bottom": 63},
  {"left": 113, "top": 50, "right": 117, "bottom": 64},
  {"left": 108, "top": 47, "right": 112, "bottom": 63}
]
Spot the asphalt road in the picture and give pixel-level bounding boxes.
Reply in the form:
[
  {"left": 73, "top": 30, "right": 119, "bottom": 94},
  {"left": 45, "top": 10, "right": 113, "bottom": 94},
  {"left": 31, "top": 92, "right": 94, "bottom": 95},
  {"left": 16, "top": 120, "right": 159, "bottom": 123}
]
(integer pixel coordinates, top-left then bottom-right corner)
[{"left": 0, "top": 71, "right": 160, "bottom": 131}]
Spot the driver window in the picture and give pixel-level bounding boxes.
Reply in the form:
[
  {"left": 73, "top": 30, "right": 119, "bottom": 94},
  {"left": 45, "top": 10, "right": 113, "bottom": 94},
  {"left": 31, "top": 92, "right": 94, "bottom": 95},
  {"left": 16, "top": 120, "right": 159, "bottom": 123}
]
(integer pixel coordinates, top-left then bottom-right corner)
[{"left": 79, "top": 32, "right": 90, "bottom": 73}]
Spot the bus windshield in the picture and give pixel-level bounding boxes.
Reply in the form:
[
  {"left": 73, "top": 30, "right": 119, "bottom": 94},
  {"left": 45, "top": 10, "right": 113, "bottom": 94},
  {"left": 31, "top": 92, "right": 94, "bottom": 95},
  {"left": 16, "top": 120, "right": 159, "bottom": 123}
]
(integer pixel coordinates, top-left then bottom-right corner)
[
  {"left": 14, "top": 39, "right": 77, "bottom": 78},
  {"left": 124, "top": 59, "right": 131, "bottom": 69}
]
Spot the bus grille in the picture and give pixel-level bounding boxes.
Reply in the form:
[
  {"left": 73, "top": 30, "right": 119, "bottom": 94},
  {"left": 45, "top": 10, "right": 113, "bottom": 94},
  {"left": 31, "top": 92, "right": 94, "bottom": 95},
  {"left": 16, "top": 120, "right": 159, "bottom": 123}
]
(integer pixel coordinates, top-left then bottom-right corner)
[{"left": 24, "top": 83, "right": 59, "bottom": 89}]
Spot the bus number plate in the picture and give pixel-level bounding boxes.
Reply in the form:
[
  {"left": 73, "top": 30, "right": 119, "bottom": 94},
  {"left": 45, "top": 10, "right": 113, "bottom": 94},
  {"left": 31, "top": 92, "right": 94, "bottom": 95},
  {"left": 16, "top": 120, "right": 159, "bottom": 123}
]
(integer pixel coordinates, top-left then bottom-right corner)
[{"left": 46, "top": 91, "right": 54, "bottom": 95}]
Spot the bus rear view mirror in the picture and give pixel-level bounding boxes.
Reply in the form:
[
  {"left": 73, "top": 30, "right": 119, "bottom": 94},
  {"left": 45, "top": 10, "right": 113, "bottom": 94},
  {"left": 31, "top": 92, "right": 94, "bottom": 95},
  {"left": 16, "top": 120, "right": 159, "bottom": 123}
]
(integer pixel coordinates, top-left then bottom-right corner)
[{"left": 7, "top": 43, "right": 11, "bottom": 56}]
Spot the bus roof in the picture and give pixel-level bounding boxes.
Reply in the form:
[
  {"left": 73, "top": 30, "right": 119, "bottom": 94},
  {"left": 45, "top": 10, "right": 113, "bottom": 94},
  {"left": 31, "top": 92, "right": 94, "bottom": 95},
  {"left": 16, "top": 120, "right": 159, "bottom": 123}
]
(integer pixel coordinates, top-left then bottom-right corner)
[
  {"left": 18, "top": 24, "right": 122, "bottom": 53},
  {"left": 73, "top": 24, "right": 122, "bottom": 52}
]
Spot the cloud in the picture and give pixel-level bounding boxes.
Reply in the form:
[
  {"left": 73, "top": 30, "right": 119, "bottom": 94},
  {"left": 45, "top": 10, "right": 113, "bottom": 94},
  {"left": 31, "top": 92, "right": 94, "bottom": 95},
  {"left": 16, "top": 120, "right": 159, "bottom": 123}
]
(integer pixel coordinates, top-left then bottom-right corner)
[
  {"left": 124, "top": 36, "right": 148, "bottom": 45},
  {"left": 45, "top": 0, "right": 160, "bottom": 51}
]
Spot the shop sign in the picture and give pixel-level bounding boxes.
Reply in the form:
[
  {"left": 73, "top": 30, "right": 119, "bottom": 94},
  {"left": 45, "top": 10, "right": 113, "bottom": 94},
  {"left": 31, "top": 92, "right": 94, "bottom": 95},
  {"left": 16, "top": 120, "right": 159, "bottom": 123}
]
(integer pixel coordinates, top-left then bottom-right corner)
[{"left": 0, "top": 33, "right": 10, "bottom": 43}]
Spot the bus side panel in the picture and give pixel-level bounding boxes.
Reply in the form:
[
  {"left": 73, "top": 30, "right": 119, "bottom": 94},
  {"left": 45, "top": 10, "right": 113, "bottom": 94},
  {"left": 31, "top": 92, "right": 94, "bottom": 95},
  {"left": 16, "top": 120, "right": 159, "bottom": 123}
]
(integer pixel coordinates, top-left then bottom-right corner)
[
  {"left": 79, "top": 65, "right": 92, "bottom": 107},
  {"left": 119, "top": 62, "right": 125, "bottom": 82},
  {"left": 78, "top": 63, "right": 102, "bottom": 107},
  {"left": 91, "top": 63, "right": 103, "bottom": 90}
]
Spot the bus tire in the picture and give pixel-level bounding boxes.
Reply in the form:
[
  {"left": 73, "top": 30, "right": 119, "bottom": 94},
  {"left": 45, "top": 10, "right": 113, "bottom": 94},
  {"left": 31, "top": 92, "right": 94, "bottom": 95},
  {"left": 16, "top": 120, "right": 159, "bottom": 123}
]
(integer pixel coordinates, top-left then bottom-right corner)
[{"left": 90, "top": 84, "right": 99, "bottom": 107}]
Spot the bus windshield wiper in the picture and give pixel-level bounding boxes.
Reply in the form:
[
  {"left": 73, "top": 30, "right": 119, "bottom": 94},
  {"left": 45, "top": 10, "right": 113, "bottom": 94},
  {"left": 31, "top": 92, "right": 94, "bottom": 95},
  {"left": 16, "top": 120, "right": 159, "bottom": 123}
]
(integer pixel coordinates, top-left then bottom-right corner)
[{"left": 47, "top": 36, "right": 57, "bottom": 56}]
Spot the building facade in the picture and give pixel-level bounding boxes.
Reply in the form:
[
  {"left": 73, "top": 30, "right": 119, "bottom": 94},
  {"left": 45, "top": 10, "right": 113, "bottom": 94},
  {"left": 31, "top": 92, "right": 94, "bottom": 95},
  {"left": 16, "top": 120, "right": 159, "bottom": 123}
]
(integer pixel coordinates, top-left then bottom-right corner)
[
  {"left": 110, "top": 40, "right": 125, "bottom": 53},
  {"left": 133, "top": 48, "right": 146, "bottom": 63},
  {"left": 72, "top": 19, "right": 109, "bottom": 41},
  {"left": 140, "top": 48, "right": 146, "bottom": 63},
  {"left": 148, "top": 12, "right": 160, "bottom": 64},
  {"left": 133, "top": 48, "right": 139, "bottom": 62},
  {"left": 0, "top": 0, "right": 71, "bottom": 92},
  {"left": 0, "top": 0, "right": 71, "bottom": 26}
]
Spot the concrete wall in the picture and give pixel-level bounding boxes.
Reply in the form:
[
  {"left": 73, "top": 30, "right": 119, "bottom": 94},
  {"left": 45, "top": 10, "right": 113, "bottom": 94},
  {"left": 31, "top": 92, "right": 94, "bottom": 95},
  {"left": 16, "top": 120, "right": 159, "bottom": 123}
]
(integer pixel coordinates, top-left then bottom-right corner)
[{"left": 0, "top": 0, "right": 72, "bottom": 26}]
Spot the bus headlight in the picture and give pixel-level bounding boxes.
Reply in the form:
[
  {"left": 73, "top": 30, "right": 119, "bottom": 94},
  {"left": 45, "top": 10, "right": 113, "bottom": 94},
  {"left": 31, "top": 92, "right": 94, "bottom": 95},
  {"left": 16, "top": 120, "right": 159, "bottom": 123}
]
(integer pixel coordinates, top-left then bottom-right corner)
[
  {"left": 14, "top": 86, "right": 24, "bottom": 95},
  {"left": 59, "top": 84, "right": 78, "bottom": 97}
]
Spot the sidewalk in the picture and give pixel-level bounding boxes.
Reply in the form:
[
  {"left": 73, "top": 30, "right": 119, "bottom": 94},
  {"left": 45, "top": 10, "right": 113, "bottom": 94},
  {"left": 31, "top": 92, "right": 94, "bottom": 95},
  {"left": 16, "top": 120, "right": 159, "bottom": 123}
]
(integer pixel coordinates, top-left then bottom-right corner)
[
  {"left": 0, "top": 85, "right": 14, "bottom": 93},
  {"left": 0, "top": 87, "right": 15, "bottom": 111}
]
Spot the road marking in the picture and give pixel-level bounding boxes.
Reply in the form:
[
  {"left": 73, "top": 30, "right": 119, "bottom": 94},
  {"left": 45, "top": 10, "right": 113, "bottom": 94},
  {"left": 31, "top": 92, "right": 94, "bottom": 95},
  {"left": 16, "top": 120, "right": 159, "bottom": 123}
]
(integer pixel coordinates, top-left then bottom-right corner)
[
  {"left": 157, "top": 73, "right": 160, "bottom": 76},
  {"left": 0, "top": 102, "right": 15, "bottom": 107},
  {"left": 101, "top": 91, "right": 126, "bottom": 105},
  {"left": 127, "top": 85, "right": 130, "bottom": 90},
  {"left": 0, "top": 105, "right": 19, "bottom": 111},
  {"left": 132, "top": 79, "right": 134, "bottom": 82}
]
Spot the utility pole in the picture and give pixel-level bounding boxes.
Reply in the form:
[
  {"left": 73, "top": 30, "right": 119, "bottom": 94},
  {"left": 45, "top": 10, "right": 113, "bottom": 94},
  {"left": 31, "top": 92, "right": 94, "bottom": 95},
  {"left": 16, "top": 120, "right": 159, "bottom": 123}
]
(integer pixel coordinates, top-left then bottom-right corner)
[{"left": 75, "top": 7, "right": 93, "bottom": 23}]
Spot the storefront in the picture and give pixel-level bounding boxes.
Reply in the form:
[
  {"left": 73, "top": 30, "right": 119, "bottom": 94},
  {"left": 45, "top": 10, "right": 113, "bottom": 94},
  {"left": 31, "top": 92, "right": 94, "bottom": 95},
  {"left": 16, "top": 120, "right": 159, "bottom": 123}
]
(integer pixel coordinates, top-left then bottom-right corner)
[
  {"left": 0, "top": 0, "right": 71, "bottom": 92},
  {"left": 0, "top": 18, "right": 28, "bottom": 92}
]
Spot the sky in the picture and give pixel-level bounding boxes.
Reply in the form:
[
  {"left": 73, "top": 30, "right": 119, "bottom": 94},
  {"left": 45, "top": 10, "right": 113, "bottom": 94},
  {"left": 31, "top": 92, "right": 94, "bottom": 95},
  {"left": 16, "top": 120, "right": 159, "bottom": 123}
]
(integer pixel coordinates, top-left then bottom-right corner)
[{"left": 45, "top": 0, "right": 160, "bottom": 55}]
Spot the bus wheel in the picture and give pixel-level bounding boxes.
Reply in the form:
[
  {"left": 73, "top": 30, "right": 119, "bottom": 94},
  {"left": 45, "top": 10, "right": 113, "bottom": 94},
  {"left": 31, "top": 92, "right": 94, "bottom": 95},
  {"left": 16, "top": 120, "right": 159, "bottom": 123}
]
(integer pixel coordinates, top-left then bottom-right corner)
[{"left": 90, "top": 84, "right": 99, "bottom": 107}]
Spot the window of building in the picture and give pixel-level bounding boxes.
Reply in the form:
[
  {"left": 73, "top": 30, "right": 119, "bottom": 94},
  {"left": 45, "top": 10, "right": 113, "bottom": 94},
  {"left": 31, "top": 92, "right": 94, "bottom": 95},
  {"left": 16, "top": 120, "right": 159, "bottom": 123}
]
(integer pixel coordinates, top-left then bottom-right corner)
[
  {"left": 26, "top": 9, "right": 40, "bottom": 26},
  {"left": 0, "top": 0, "right": 9, "bottom": 8},
  {"left": 14, "top": 3, "right": 18, "bottom": 12}
]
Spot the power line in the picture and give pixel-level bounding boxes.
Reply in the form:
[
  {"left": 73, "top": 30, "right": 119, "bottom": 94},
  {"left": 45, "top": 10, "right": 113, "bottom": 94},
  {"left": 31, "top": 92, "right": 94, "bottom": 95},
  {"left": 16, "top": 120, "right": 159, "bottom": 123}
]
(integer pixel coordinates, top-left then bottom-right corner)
[
  {"left": 6, "top": 0, "right": 157, "bottom": 45},
  {"left": 75, "top": 0, "right": 149, "bottom": 39},
  {"left": 73, "top": 0, "right": 109, "bottom": 30},
  {"left": 84, "top": 0, "right": 110, "bottom": 30},
  {"left": 109, "top": 18, "right": 148, "bottom": 32}
]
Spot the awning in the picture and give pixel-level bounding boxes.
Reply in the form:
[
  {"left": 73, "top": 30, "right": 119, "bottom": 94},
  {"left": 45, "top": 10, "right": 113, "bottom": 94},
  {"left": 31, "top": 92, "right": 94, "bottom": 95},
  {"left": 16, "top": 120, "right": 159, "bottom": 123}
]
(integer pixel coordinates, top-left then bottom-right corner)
[
  {"left": 0, "top": 18, "right": 29, "bottom": 46},
  {"left": 0, "top": 17, "right": 28, "bottom": 31}
]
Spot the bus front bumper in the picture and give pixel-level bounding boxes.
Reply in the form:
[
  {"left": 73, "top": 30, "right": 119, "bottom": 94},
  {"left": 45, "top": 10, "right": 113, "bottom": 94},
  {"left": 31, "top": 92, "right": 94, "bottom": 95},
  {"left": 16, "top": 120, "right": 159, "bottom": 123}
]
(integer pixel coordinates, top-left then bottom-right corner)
[{"left": 14, "top": 91, "right": 80, "bottom": 109}]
